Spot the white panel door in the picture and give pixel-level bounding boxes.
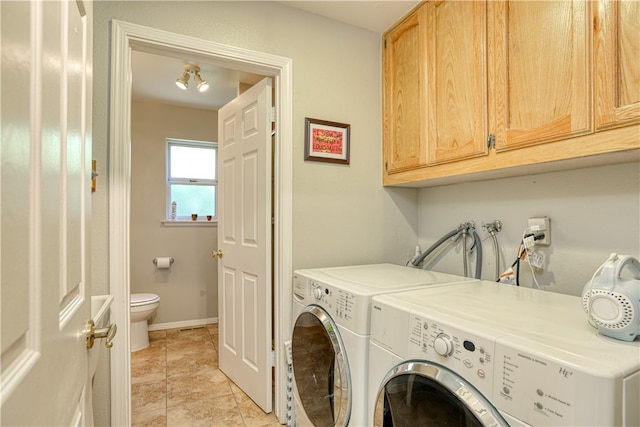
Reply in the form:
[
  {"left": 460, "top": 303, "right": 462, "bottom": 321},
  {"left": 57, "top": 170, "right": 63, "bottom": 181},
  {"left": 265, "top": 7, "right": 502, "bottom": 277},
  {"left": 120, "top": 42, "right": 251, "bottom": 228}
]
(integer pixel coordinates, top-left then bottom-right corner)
[
  {"left": 217, "top": 78, "right": 272, "bottom": 412},
  {"left": 1, "top": 0, "right": 95, "bottom": 425}
]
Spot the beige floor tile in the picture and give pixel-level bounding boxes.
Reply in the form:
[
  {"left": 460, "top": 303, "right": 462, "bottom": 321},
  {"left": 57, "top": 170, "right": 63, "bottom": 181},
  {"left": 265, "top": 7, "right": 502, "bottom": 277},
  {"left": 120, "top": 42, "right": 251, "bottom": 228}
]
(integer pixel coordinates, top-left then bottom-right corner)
[
  {"left": 166, "top": 350, "right": 218, "bottom": 377},
  {"left": 132, "top": 380, "right": 166, "bottom": 414},
  {"left": 132, "top": 326, "right": 279, "bottom": 426},
  {"left": 211, "top": 334, "right": 219, "bottom": 351},
  {"left": 229, "top": 380, "right": 243, "bottom": 396},
  {"left": 235, "top": 392, "right": 279, "bottom": 426},
  {"left": 167, "top": 339, "right": 215, "bottom": 359},
  {"left": 133, "top": 340, "right": 166, "bottom": 359},
  {"left": 132, "top": 358, "right": 166, "bottom": 385},
  {"left": 149, "top": 330, "right": 167, "bottom": 342},
  {"left": 131, "top": 408, "right": 167, "bottom": 427},
  {"left": 166, "top": 327, "right": 210, "bottom": 343},
  {"left": 132, "top": 344, "right": 166, "bottom": 384},
  {"left": 167, "top": 369, "right": 233, "bottom": 407},
  {"left": 167, "top": 394, "right": 243, "bottom": 427}
]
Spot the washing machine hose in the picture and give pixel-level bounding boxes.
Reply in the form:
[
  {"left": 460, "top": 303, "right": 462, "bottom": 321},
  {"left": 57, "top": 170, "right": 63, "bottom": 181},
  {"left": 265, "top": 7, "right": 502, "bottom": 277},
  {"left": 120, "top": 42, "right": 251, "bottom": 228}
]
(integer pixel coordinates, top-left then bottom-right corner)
[
  {"left": 411, "top": 225, "right": 483, "bottom": 279},
  {"left": 410, "top": 227, "right": 461, "bottom": 268},
  {"left": 472, "top": 228, "right": 482, "bottom": 279}
]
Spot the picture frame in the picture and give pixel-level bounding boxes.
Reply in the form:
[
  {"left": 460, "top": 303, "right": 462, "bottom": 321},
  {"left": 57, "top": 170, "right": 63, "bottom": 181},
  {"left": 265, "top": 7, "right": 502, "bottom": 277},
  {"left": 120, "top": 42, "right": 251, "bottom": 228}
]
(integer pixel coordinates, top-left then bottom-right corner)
[{"left": 304, "top": 117, "right": 351, "bottom": 164}]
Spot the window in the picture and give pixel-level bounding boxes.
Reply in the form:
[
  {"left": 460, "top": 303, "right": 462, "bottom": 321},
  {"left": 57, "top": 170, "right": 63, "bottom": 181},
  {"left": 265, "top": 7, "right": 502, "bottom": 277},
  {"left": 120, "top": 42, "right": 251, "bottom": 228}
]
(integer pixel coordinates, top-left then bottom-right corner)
[{"left": 166, "top": 139, "right": 217, "bottom": 221}]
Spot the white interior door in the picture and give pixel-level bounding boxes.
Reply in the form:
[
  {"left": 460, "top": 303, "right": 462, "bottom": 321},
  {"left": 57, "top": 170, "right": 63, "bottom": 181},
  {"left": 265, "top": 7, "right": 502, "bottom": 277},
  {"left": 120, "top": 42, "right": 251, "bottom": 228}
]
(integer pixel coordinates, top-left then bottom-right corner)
[
  {"left": 0, "top": 0, "right": 95, "bottom": 425},
  {"left": 217, "top": 77, "right": 273, "bottom": 412}
]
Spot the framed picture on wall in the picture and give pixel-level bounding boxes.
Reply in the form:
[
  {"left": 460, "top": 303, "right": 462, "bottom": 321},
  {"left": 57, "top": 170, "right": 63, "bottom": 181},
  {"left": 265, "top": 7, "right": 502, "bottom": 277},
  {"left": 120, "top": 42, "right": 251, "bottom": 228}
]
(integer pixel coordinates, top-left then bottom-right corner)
[{"left": 304, "top": 117, "right": 350, "bottom": 164}]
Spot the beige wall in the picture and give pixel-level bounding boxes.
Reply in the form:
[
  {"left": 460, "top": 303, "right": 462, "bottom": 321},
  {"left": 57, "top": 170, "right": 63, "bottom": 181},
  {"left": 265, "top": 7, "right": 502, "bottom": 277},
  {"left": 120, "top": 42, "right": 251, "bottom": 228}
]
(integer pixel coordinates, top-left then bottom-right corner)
[
  {"left": 91, "top": 4, "right": 418, "bottom": 424},
  {"left": 416, "top": 162, "right": 640, "bottom": 297},
  {"left": 130, "top": 100, "right": 218, "bottom": 325},
  {"left": 91, "top": 1, "right": 419, "bottom": 301}
]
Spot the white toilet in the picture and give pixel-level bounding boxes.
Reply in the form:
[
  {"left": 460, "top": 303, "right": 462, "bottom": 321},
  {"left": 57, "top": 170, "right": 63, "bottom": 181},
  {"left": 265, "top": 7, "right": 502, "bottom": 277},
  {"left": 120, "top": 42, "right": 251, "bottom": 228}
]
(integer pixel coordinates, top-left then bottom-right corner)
[{"left": 130, "top": 293, "right": 160, "bottom": 352}]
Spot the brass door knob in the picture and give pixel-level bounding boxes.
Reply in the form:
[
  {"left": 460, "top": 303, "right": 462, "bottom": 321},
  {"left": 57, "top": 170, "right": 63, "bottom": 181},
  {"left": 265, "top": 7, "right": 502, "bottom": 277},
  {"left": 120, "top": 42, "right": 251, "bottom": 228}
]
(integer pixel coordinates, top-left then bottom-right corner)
[
  {"left": 85, "top": 320, "right": 117, "bottom": 349},
  {"left": 212, "top": 249, "right": 224, "bottom": 258}
]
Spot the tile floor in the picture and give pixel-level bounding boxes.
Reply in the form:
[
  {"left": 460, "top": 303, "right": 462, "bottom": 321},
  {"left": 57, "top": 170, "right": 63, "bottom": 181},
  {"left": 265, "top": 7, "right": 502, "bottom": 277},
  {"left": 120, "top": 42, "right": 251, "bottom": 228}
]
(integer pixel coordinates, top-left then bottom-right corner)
[{"left": 131, "top": 323, "right": 280, "bottom": 426}]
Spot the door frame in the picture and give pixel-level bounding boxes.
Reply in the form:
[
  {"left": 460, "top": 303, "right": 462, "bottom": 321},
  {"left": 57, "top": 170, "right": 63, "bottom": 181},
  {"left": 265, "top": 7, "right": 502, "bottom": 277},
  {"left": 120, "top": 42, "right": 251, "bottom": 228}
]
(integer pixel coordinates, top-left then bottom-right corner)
[{"left": 108, "top": 20, "right": 293, "bottom": 426}]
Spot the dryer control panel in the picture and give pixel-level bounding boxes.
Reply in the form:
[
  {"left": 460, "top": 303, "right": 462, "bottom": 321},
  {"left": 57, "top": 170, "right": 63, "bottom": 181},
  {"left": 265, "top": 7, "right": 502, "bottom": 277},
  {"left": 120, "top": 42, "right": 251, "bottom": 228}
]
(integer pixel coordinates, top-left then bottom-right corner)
[{"left": 293, "top": 273, "right": 370, "bottom": 334}]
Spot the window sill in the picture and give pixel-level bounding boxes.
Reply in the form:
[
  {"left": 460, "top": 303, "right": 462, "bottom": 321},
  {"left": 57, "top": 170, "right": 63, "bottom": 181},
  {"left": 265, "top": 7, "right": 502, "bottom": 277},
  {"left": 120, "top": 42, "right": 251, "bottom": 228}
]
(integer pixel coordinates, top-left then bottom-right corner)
[{"left": 161, "top": 220, "right": 218, "bottom": 227}]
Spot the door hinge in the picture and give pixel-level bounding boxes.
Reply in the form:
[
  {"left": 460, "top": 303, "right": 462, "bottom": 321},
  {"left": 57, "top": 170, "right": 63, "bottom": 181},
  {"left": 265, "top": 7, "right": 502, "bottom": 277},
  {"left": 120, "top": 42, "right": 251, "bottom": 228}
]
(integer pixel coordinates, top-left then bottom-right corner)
[
  {"left": 270, "top": 106, "right": 276, "bottom": 123},
  {"left": 271, "top": 349, "right": 276, "bottom": 367},
  {"left": 385, "top": 161, "right": 388, "bottom": 172},
  {"left": 487, "top": 134, "right": 496, "bottom": 150},
  {"left": 384, "top": 38, "right": 387, "bottom": 49}
]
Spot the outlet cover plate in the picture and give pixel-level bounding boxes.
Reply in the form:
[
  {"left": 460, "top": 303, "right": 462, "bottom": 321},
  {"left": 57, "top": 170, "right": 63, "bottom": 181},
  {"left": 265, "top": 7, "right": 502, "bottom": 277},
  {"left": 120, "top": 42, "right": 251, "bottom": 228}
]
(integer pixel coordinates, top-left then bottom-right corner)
[{"left": 528, "top": 217, "right": 551, "bottom": 245}]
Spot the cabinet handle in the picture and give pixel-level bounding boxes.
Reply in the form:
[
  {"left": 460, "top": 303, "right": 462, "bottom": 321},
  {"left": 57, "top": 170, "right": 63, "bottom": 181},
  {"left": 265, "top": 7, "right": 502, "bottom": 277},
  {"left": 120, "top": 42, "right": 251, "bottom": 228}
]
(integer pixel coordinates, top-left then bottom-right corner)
[{"left": 487, "top": 134, "right": 496, "bottom": 149}]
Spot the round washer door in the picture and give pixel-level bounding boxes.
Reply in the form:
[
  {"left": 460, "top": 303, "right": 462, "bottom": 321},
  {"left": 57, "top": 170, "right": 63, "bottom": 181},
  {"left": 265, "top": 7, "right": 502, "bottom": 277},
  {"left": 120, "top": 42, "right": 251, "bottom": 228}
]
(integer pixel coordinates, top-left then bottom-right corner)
[
  {"left": 373, "top": 361, "right": 508, "bottom": 427},
  {"left": 292, "top": 305, "right": 351, "bottom": 427}
]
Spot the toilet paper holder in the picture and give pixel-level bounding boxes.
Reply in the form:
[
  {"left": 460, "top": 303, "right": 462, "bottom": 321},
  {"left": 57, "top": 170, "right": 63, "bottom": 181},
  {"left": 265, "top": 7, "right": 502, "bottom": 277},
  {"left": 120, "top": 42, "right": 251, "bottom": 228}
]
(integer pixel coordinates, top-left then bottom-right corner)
[{"left": 153, "top": 257, "right": 174, "bottom": 266}]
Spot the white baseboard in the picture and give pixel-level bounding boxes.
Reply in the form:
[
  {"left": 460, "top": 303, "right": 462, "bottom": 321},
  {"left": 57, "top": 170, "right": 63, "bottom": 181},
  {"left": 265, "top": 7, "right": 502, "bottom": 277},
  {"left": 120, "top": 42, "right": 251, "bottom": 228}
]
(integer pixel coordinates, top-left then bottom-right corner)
[{"left": 148, "top": 317, "right": 218, "bottom": 331}]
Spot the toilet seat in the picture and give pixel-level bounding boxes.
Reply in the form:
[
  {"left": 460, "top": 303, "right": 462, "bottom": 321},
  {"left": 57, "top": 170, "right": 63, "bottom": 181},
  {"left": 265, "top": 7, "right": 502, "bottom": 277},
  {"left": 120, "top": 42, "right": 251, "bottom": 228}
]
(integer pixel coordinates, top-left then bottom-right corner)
[{"left": 131, "top": 293, "right": 160, "bottom": 307}]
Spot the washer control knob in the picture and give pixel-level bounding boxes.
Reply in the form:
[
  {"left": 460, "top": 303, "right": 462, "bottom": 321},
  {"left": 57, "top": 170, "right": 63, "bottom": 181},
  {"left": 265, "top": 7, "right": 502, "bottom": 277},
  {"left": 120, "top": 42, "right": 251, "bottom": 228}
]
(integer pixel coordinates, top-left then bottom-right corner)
[
  {"left": 313, "top": 287, "right": 323, "bottom": 300},
  {"left": 433, "top": 333, "right": 454, "bottom": 357}
]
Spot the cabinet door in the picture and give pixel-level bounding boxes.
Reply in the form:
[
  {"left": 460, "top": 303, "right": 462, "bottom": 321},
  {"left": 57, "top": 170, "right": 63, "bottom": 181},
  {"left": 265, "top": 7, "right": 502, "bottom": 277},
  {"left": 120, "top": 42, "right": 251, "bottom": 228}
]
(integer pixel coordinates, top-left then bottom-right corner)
[
  {"left": 595, "top": 0, "right": 640, "bottom": 130},
  {"left": 383, "top": 7, "right": 427, "bottom": 174},
  {"left": 492, "top": 1, "right": 592, "bottom": 151},
  {"left": 426, "top": 0, "right": 489, "bottom": 165}
]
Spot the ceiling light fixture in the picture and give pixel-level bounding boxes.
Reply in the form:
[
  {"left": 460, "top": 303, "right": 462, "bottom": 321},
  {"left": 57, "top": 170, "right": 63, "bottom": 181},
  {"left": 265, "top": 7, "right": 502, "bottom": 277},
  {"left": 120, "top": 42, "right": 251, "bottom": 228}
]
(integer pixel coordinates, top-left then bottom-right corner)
[{"left": 175, "top": 64, "right": 209, "bottom": 92}]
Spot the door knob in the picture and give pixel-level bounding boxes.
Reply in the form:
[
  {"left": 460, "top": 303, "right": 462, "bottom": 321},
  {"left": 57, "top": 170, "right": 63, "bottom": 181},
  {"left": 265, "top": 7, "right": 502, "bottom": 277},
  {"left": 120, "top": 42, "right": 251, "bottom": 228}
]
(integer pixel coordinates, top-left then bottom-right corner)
[
  {"left": 212, "top": 249, "right": 224, "bottom": 258},
  {"left": 85, "top": 320, "right": 117, "bottom": 349}
]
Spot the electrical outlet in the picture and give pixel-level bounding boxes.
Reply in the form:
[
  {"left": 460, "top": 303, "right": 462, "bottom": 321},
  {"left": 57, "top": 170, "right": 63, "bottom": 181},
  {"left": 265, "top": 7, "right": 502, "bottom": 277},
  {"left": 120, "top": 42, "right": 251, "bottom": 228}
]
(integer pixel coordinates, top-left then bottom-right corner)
[
  {"left": 526, "top": 250, "right": 545, "bottom": 269},
  {"left": 528, "top": 217, "right": 551, "bottom": 245}
]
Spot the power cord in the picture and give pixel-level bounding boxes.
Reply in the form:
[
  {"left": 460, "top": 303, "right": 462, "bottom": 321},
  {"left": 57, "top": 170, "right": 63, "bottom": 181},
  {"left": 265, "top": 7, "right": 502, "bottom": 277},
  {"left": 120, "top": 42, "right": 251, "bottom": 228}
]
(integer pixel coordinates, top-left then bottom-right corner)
[
  {"left": 498, "top": 227, "right": 547, "bottom": 287},
  {"left": 498, "top": 243, "right": 526, "bottom": 285}
]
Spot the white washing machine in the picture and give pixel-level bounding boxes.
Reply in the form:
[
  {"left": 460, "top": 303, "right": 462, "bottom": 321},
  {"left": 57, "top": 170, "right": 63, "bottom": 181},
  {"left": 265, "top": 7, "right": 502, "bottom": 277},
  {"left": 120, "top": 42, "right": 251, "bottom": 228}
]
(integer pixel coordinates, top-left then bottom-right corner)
[
  {"left": 368, "top": 281, "right": 640, "bottom": 426},
  {"left": 291, "top": 263, "right": 479, "bottom": 427}
]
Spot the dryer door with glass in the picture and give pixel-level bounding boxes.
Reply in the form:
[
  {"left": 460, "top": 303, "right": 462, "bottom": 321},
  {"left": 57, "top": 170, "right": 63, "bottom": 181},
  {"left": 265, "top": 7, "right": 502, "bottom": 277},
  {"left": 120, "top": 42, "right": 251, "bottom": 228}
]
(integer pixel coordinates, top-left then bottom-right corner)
[
  {"left": 292, "top": 305, "right": 351, "bottom": 427},
  {"left": 373, "top": 361, "right": 508, "bottom": 427}
]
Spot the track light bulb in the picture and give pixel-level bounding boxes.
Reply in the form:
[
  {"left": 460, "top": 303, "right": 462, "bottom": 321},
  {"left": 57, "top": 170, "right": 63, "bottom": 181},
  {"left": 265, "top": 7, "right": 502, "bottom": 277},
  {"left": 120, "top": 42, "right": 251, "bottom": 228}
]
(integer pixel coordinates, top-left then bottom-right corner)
[
  {"left": 194, "top": 73, "right": 209, "bottom": 92},
  {"left": 176, "top": 71, "right": 189, "bottom": 90}
]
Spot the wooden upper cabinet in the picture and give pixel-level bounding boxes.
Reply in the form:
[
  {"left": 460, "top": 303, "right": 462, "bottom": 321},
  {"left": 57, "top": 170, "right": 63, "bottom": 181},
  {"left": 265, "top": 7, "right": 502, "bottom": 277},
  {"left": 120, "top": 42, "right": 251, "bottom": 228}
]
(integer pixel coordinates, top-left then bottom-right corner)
[
  {"left": 426, "top": 0, "right": 489, "bottom": 165},
  {"left": 491, "top": 1, "right": 592, "bottom": 151},
  {"left": 381, "top": 0, "right": 639, "bottom": 187},
  {"left": 595, "top": 0, "right": 640, "bottom": 130},
  {"left": 383, "top": 7, "right": 427, "bottom": 174}
]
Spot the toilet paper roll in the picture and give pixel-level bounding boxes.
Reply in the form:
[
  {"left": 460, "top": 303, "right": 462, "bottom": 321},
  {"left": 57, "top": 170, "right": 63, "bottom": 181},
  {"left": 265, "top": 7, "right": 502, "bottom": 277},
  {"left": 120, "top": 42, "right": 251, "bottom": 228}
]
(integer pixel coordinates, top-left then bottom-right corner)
[{"left": 155, "top": 257, "right": 173, "bottom": 269}]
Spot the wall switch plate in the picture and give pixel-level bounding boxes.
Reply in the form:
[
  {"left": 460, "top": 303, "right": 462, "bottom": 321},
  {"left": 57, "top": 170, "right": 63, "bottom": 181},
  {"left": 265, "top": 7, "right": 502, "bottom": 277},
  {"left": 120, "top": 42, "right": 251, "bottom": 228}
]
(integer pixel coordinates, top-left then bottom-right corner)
[{"left": 528, "top": 217, "right": 551, "bottom": 245}]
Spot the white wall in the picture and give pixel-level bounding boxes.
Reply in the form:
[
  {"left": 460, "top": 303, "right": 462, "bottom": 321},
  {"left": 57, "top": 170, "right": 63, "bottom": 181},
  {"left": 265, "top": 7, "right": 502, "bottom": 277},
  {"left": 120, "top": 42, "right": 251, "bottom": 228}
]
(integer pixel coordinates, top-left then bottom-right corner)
[
  {"left": 130, "top": 100, "right": 218, "bottom": 325},
  {"left": 416, "top": 162, "right": 640, "bottom": 297}
]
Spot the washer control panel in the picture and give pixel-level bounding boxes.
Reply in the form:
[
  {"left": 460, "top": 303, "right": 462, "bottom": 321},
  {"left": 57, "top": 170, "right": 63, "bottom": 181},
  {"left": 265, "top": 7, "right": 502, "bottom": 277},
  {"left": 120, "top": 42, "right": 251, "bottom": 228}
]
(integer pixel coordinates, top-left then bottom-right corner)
[
  {"left": 407, "top": 313, "right": 496, "bottom": 397},
  {"left": 493, "top": 341, "right": 608, "bottom": 426}
]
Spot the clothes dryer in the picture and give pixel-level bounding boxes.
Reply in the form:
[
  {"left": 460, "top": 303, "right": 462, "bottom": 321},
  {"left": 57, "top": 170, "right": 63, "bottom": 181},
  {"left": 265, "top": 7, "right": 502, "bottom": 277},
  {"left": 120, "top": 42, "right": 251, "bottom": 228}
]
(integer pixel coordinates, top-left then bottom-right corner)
[
  {"left": 368, "top": 281, "right": 640, "bottom": 426},
  {"left": 291, "top": 263, "right": 478, "bottom": 427}
]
